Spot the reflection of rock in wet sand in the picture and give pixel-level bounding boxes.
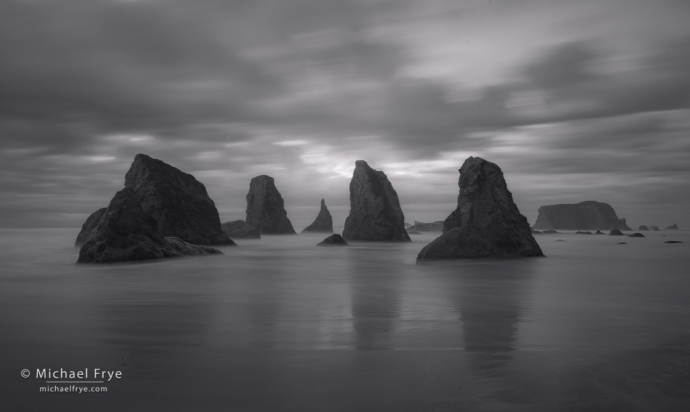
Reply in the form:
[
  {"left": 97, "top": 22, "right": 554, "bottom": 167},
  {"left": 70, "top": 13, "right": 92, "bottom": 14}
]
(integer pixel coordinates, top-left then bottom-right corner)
[
  {"left": 349, "top": 256, "right": 402, "bottom": 350},
  {"left": 451, "top": 261, "right": 537, "bottom": 408}
]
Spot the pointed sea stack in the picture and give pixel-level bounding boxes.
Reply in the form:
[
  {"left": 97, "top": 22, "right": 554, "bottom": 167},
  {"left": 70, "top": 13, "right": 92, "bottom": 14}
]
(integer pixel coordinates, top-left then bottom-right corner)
[
  {"left": 302, "top": 199, "right": 333, "bottom": 233},
  {"left": 245, "top": 175, "right": 296, "bottom": 234},
  {"left": 75, "top": 208, "right": 106, "bottom": 246},
  {"left": 417, "top": 157, "right": 543, "bottom": 260},
  {"left": 124, "top": 154, "right": 233, "bottom": 246},
  {"left": 342, "top": 160, "right": 410, "bottom": 241},
  {"left": 77, "top": 189, "right": 222, "bottom": 263},
  {"left": 533, "top": 201, "right": 631, "bottom": 230},
  {"left": 221, "top": 220, "right": 261, "bottom": 239}
]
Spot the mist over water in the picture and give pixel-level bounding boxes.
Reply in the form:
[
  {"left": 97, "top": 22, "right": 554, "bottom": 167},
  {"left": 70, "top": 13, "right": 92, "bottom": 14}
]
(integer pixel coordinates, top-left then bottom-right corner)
[{"left": 1, "top": 228, "right": 690, "bottom": 411}]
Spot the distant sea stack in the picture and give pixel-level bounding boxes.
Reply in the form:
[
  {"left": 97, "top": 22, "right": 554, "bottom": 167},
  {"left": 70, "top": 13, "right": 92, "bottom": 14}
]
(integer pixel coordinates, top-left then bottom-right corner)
[
  {"left": 221, "top": 220, "right": 261, "bottom": 239},
  {"left": 245, "top": 175, "right": 296, "bottom": 234},
  {"left": 342, "top": 160, "right": 410, "bottom": 242},
  {"left": 77, "top": 189, "right": 222, "bottom": 264},
  {"left": 407, "top": 221, "right": 444, "bottom": 232},
  {"left": 533, "top": 201, "right": 631, "bottom": 231},
  {"left": 639, "top": 225, "right": 649, "bottom": 231},
  {"left": 124, "top": 154, "right": 233, "bottom": 245},
  {"left": 74, "top": 208, "right": 106, "bottom": 246},
  {"left": 666, "top": 224, "right": 678, "bottom": 230},
  {"left": 301, "top": 199, "right": 333, "bottom": 233},
  {"left": 417, "top": 157, "right": 543, "bottom": 260}
]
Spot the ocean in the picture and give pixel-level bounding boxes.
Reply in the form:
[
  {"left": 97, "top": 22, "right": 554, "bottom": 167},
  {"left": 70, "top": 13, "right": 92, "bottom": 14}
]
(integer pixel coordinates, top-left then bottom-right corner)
[{"left": 1, "top": 228, "right": 689, "bottom": 411}]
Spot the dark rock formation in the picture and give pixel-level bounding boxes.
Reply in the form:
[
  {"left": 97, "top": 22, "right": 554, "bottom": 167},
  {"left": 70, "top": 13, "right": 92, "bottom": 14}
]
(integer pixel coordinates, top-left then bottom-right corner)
[
  {"left": 74, "top": 208, "right": 106, "bottom": 246},
  {"left": 221, "top": 220, "right": 261, "bottom": 239},
  {"left": 342, "top": 160, "right": 410, "bottom": 242},
  {"left": 555, "top": 240, "right": 566, "bottom": 242},
  {"left": 417, "top": 157, "right": 543, "bottom": 260},
  {"left": 77, "top": 189, "right": 222, "bottom": 264},
  {"left": 542, "top": 229, "right": 560, "bottom": 234},
  {"left": 628, "top": 233, "right": 645, "bottom": 238},
  {"left": 575, "top": 231, "right": 593, "bottom": 235},
  {"left": 618, "top": 242, "right": 627, "bottom": 245},
  {"left": 407, "top": 221, "right": 444, "bottom": 232},
  {"left": 639, "top": 225, "right": 649, "bottom": 231},
  {"left": 301, "top": 199, "right": 333, "bottom": 233},
  {"left": 609, "top": 229, "right": 624, "bottom": 236},
  {"left": 533, "top": 201, "right": 631, "bottom": 230},
  {"left": 595, "top": 230, "right": 604, "bottom": 235},
  {"left": 666, "top": 224, "right": 678, "bottom": 230},
  {"left": 124, "top": 154, "right": 232, "bottom": 245},
  {"left": 245, "top": 175, "right": 296, "bottom": 235},
  {"left": 665, "top": 241, "right": 683, "bottom": 244},
  {"left": 317, "top": 234, "right": 349, "bottom": 246}
]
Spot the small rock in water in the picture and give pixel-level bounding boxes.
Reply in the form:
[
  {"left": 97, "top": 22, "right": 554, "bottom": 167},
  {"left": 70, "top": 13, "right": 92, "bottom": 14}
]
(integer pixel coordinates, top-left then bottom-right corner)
[
  {"left": 317, "top": 234, "right": 349, "bottom": 246},
  {"left": 594, "top": 230, "right": 604, "bottom": 235},
  {"left": 575, "top": 231, "right": 593, "bottom": 235},
  {"left": 617, "top": 242, "right": 627, "bottom": 244},
  {"left": 609, "top": 229, "right": 624, "bottom": 236},
  {"left": 542, "top": 229, "right": 560, "bottom": 234},
  {"left": 628, "top": 233, "right": 645, "bottom": 238},
  {"left": 664, "top": 241, "right": 683, "bottom": 244}
]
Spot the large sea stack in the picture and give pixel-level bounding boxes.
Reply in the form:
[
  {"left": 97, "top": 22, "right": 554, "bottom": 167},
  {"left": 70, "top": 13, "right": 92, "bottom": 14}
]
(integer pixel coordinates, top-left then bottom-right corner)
[
  {"left": 342, "top": 160, "right": 410, "bottom": 241},
  {"left": 245, "top": 175, "right": 296, "bottom": 234},
  {"left": 74, "top": 208, "right": 106, "bottom": 246},
  {"left": 77, "top": 189, "right": 222, "bottom": 264},
  {"left": 417, "top": 157, "right": 543, "bottom": 260},
  {"left": 301, "top": 199, "right": 333, "bottom": 233},
  {"left": 533, "top": 201, "right": 631, "bottom": 231},
  {"left": 124, "top": 154, "right": 233, "bottom": 245}
]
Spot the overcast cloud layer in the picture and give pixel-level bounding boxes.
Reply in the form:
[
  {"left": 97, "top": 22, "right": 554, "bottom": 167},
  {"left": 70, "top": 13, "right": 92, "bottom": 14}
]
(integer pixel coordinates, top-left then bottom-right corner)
[{"left": 1, "top": 0, "right": 689, "bottom": 229}]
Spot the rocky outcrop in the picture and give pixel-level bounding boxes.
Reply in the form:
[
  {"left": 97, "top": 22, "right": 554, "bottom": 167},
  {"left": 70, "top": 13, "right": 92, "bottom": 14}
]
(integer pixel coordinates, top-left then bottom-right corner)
[
  {"left": 221, "top": 220, "right": 261, "bottom": 239},
  {"left": 639, "top": 225, "right": 649, "bottom": 231},
  {"left": 666, "top": 224, "right": 678, "bottom": 230},
  {"left": 417, "top": 157, "right": 543, "bottom": 260},
  {"left": 317, "top": 234, "right": 349, "bottom": 246},
  {"left": 649, "top": 225, "right": 659, "bottom": 231},
  {"left": 609, "top": 229, "right": 624, "bottom": 236},
  {"left": 342, "top": 161, "right": 410, "bottom": 242},
  {"left": 407, "top": 221, "right": 444, "bottom": 232},
  {"left": 628, "top": 233, "right": 645, "bottom": 238},
  {"left": 74, "top": 208, "right": 106, "bottom": 246},
  {"left": 595, "top": 230, "right": 604, "bottom": 235},
  {"left": 575, "top": 231, "right": 593, "bottom": 235},
  {"left": 533, "top": 201, "right": 631, "bottom": 230},
  {"left": 77, "top": 189, "right": 222, "bottom": 264},
  {"left": 301, "top": 199, "right": 333, "bottom": 233},
  {"left": 245, "top": 175, "right": 296, "bottom": 234},
  {"left": 124, "top": 154, "right": 232, "bottom": 245},
  {"left": 665, "top": 241, "right": 682, "bottom": 244}
]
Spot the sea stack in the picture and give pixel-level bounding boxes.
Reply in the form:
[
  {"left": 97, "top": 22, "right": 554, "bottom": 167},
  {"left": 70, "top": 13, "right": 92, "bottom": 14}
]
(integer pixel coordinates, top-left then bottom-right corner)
[
  {"left": 77, "top": 189, "right": 222, "bottom": 264},
  {"left": 245, "top": 175, "right": 296, "bottom": 234},
  {"left": 221, "top": 220, "right": 261, "bottom": 239},
  {"left": 74, "top": 208, "right": 106, "bottom": 246},
  {"left": 417, "top": 157, "right": 543, "bottom": 260},
  {"left": 666, "top": 224, "right": 678, "bottom": 230},
  {"left": 124, "top": 154, "right": 233, "bottom": 245},
  {"left": 317, "top": 234, "right": 348, "bottom": 246},
  {"left": 639, "top": 225, "right": 649, "bottom": 231},
  {"left": 533, "top": 201, "right": 631, "bottom": 231},
  {"left": 342, "top": 160, "right": 410, "bottom": 242},
  {"left": 301, "top": 199, "right": 333, "bottom": 233}
]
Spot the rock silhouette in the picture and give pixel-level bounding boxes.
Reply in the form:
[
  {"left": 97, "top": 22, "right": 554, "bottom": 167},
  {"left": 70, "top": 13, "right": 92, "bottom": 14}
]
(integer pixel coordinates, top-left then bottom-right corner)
[
  {"left": 417, "top": 157, "right": 543, "bottom": 260},
  {"left": 124, "top": 154, "right": 233, "bottom": 246},
  {"left": 575, "top": 231, "right": 593, "bottom": 235},
  {"left": 221, "top": 220, "right": 261, "bottom": 239},
  {"left": 74, "top": 208, "right": 106, "bottom": 246},
  {"left": 609, "top": 229, "right": 624, "bottom": 236},
  {"left": 245, "top": 175, "right": 296, "bottom": 234},
  {"left": 77, "top": 189, "right": 222, "bottom": 264},
  {"left": 665, "top": 241, "right": 682, "bottom": 244},
  {"left": 533, "top": 201, "right": 631, "bottom": 230},
  {"left": 407, "top": 221, "right": 444, "bottom": 232},
  {"left": 317, "top": 234, "right": 349, "bottom": 246},
  {"left": 666, "top": 224, "right": 678, "bottom": 230},
  {"left": 595, "top": 230, "right": 604, "bottom": 235},
  {"left": 342, "top": 160, "right": 410, "bottom": 241},
  {"left": 301, "top": 199, "right": 333, "bottom": 233},
  {"left": 639, "top": 225, "right": 649, "bottom": 231},
  {"left": 628, "top": 233, "right": 645, "bottom": 238}
]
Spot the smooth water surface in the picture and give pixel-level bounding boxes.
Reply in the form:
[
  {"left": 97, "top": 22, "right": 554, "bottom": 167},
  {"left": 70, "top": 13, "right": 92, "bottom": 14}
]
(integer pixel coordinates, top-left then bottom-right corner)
[{"left": 1, "top": 228, "right": 689, "bottom": 411}]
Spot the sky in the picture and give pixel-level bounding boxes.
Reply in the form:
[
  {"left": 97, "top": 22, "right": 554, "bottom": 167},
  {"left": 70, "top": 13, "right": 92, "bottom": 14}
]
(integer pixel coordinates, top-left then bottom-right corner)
[{"left": 1, "top": 0, "right": 689, "bottom": 229}]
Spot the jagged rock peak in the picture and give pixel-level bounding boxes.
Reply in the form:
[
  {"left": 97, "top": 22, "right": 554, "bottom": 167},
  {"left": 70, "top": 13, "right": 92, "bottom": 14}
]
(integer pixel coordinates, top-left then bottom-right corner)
[
  {"left": 302, "top": 199, "right": 334, "bottom": 233},
  {"left": 342, "top": 160, "right": 410, "bottom": 241},
  {"left": 245, "top": 175, "right": 296, "bottom": 234},
  {"left": 77, "top": 189, "right": 222, "bottom": 264},
  {"left": 124, "top": 153, "right": 233, "bottom": 245},
  {"left": 417, "top": 157, "right": 543, "bottom": 260}
]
